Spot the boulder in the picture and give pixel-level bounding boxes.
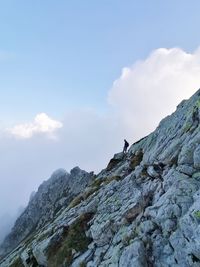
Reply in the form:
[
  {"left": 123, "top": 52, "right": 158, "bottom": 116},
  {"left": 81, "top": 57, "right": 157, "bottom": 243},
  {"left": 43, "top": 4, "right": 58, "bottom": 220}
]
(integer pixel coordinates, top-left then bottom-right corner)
[
  {"left": 194, "top": 144, "right": 200, "bottom": 169},
  {"left": 119, "top": 241, "right": 147, "bottom": 267}
]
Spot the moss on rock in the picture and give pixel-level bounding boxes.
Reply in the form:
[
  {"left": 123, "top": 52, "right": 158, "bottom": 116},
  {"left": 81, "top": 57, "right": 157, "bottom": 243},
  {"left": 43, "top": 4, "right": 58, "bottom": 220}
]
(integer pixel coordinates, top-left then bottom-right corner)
[
  {"left": 9, "top": 257, "right": 24, "bottom": 267},
  {"left": 129, "top": 150, "right": 143, "bottom": 170},
  {"left": 47, "top": 213, "right": 94, "bottom": 267}
]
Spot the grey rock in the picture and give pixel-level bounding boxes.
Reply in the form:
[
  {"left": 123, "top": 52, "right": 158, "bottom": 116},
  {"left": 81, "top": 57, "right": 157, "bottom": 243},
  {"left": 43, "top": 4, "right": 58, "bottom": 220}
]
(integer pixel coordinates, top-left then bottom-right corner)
[
  {"left": 194, "top": 144, "right": 200, "bottom": 169},
  {"left": 113, "top": 152, "right": 124, "bottom": 160},
  {"left": 139, "top": 220, "right": 156, "bottom": 235},
  {"left": 119, "top": 241, "right": 147, "bottom": 267},
  {"left": 32, "top": 239, "right": 49, "bottom": 266},
  {"left": 178, "top": 142, "right": 197, "bottom": 165},
  {"left": 71, "top": 249, "right": 93, "bottom": 267},
  {"left": 90, "top": 220, "right": 113, "bottom": 247},
  {"left": 176, "top": 164, "right": 195, "bottom": 176},
  {"left": 3, "top": 89, "right": 200, "bottom": 267},
  {"left": 0, "top": 167, "right": 94, "bottom": 257},
  {"left": 147, "top": 165, "right": 161, "bottom": 178}
]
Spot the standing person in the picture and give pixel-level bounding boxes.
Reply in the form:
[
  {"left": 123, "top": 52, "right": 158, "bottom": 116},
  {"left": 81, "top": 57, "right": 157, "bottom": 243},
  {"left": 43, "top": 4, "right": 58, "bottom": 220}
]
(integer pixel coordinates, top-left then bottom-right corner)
[{"left": 123, "top": 139, "right": 129, "bottom": 153}]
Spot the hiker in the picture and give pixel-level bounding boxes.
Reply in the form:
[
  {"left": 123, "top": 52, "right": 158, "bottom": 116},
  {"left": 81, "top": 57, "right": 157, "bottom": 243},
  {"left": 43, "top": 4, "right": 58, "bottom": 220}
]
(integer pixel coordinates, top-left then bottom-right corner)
[{"left": 123, "top": 139, "right": 129, "bottom": 153}]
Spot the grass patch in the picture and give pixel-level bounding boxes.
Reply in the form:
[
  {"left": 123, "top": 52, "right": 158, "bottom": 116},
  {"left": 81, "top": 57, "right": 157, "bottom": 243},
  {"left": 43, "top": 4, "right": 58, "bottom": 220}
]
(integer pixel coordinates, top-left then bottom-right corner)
[
  {"left": 194, "top": 210, "right": 200, "bottom": 219},
  {"left": 91, "top": 178, "right": 104, "bottom": 188},
  {"left": 79, "top": 262, "right": 87, "bottom": 267},
  {"left": 141, "top": 166, "right": 148, "bottom": 177},
  {"left": 47, "top": 213, "right": 94, "bottom": 267},
  {"left": 9, "top": 257, "right": 24, "bottom": 267},
  {"left": 129, "top": 150, "right": 143, "bottom": 170},
  {"left": 68, "top": 194, "right": 84, "bottom": 208},
  {"left": 104, "top": 175, "right": 122, "bottom": 185},
  {"left": 68, "top": 186, "right": 99, "bottom": 209},
  {"left": 83, "top": 187, "right": 98, "bottom": 199}
]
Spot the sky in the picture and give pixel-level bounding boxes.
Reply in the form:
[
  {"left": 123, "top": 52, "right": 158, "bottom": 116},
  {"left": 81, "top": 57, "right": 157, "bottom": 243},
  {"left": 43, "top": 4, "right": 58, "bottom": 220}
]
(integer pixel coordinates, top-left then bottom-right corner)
[{"left": 2, "top": 0, "right": 200, "bottom": 242}]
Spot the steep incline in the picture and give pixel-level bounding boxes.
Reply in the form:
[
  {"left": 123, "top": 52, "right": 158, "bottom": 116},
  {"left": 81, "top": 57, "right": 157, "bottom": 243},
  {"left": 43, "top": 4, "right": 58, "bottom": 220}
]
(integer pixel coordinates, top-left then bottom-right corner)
[
  {"left": 2, "top": 89, "right": 200, "bottom": 267},
  {"left": 0, "top": 167, "right": 94, "bottom": 259}
]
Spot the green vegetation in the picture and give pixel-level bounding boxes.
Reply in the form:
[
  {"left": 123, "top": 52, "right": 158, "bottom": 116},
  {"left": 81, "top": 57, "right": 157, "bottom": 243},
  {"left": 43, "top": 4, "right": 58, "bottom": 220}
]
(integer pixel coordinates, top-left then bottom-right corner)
[
  {"left": 195, "top": 99, "right": 200, "bottom": 108},
  {"left": 91, "top": 178, "right": 104, "bottom": 188},
  {"left": 129, "top": 150, "right": 143, "bottom": 170},
  {"left": 141, "top": 166, "right": 148, "bottom": 177},
  {"left": 69, "top": 186, "right": 99, "bottom": 208},
  {"left": 9, "top": 257, "right": 24, "bottom": 267},
  {"left": 68, "top": 194, "right": 84, "bottom": 208},
  {"left": 47, "top": 213, "right": 94, "bottom": 267},
  {"left": 79, "top": 262, "right": 87, "bottom": 267},
  {"left": 194, "top": 210, "right": 200, "bottom": 219},
  {"left": 183, "top": 122, "right": 192, "bottom": 133},
  {"left": 83, "top": 187, "right": 98, "bottom": 198},
  {"left": 104, "top": 175, "right": 122, "bottom": 185},
  {"left": 91, "top": 175, "right": 123, "bottom": 187}
]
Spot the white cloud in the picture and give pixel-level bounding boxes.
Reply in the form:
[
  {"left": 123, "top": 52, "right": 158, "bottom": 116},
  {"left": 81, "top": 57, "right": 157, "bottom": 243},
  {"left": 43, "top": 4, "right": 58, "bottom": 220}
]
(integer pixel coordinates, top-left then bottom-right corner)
[
  {"left": 8, "top": 113, "right": 63, "bottom": 139},
  {"left": 108, "top": 47, "right": 200, "bottom": 140}
]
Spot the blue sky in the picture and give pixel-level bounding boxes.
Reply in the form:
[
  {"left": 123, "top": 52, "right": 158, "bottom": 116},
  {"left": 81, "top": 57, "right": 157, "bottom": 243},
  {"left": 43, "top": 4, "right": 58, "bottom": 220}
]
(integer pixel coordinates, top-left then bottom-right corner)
[
  {"left": 1, "top": 0, "right": 200, "bottom": 121},
  {"left": 2, "top": 0, "right": 200, "bottom": 241}
]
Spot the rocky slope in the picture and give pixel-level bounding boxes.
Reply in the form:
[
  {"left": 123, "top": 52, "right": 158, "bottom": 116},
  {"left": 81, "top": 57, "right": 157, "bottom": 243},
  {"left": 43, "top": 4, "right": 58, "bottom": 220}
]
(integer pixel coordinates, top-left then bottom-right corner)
[
  {"left": 1, "top": 89, "right": 200, "bottom": 266},
  {"left": 0, "top": 167, "right": 94, "bottom": 262}
]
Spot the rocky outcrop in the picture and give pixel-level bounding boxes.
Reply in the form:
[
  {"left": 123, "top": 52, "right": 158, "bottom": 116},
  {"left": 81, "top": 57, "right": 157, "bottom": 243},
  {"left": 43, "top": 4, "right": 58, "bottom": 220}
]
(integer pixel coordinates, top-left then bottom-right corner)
[
  {"left": 2, "top": 89, "right": 200, "bottom": 266},
  {"left": 0, "top": 167, "right": 94, "bottom": 258}
]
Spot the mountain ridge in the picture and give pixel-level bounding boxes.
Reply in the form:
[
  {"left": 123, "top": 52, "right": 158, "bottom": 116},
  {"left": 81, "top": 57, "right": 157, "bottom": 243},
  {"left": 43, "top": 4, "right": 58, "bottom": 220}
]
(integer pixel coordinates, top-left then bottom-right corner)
[{"left": 1, "top": 89, "right": 200, "bottom": 266}]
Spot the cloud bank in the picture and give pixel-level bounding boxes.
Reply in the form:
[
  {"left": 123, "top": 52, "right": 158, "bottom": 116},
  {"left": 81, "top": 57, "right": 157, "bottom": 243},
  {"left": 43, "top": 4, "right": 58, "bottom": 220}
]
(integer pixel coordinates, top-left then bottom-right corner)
[
  {"left": 1, "top": 47, "right": 200, "bottom": 243},
  {"left": 108, "top": 47, "right": 200, "bottom": 140},
  {"left": 8, "top": 113, "right": 63, "bottom": 139}
]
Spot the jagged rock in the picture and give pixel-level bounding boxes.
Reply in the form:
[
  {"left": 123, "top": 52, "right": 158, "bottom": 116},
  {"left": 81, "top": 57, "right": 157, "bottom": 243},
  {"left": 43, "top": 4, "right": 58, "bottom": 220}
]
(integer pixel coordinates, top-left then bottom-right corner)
[
  {"left": 194, "top": 144, "right": 200, "bottom": 169},
  {"left": 106, "top": 152, "right": 124, "bottom": 171},
  {"left": 147, "top": 165, "right": 161, "bottom": 178},
  {"left": 139, "top": 220, "right": 156, "bottom": 235},
  {"left": 90, "top": 220, "right": 113, "bottom": 247},
  {"left": 176, "top": 164, "right": 195, "bottom": 176},
  {"left": 119, "top": 241, "right": 147, "bottom": 267},
  {"left": 71, "top": 249, "right": 93, "bottom": 267},
  {"left": 113, "top": 152, "right": 124, "bottom": 160},
  {"left": 0, "top": 167, "right": 94, "bottom": 258},
  {"left": 123, "top": 203, "right": 143, "bottom": 223},
  {"left": 21, "top": 249, "right": 38, "bottom": 267},
  {"left": 3, "top": 89, "right": 200, "bottom": 266},
  {"left": 178, "top": 142, "right": 197, "bottom": 165},
  {"left": 32, "top": 239, "right": 49, "bottom": 266}
]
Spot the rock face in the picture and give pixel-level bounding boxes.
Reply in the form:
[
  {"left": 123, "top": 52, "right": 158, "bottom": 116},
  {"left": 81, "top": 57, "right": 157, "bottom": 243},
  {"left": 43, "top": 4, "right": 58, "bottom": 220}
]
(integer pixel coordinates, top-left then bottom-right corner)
[
  {"left": 2, "top": 89, "right": 200, "bottom": 266},
  {"left": 0, "top": 167, "right": 94, "bottom": 258}
]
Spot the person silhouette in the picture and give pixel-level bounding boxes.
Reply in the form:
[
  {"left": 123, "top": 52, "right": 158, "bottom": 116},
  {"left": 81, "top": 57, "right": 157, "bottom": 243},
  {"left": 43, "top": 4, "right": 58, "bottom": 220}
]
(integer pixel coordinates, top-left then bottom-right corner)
[{"left": 123, "top": 139, "right": 129, "bottom": 153}]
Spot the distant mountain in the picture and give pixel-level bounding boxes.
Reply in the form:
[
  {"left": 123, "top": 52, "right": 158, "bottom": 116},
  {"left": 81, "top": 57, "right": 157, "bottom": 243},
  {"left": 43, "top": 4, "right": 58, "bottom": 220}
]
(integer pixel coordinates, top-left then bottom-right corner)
[
  {"left": 1, "top": 89, "right": 200, "bottom": 266},
  {"left": 0, "top": 167, "right": 94, "bottom": 261}
]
